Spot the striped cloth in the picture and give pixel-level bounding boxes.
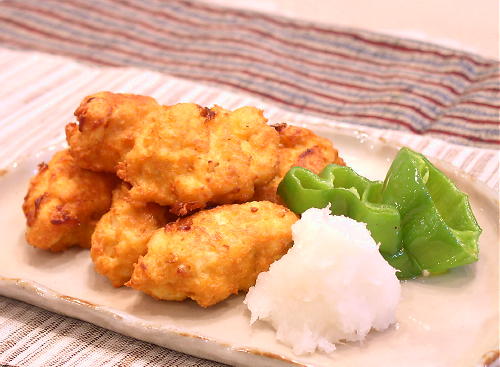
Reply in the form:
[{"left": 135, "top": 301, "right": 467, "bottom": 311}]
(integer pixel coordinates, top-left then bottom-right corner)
[{"left": 0, "top": 0, "right": 498, "bottom": 148}]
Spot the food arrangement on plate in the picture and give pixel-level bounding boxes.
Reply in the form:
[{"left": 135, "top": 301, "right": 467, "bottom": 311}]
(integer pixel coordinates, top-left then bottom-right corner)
[{"left": 21, "top": 91, "right": 482, "bottom": 356}]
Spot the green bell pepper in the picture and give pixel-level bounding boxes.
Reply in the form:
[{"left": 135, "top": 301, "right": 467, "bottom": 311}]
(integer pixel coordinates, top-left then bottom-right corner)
[
  {"left": 277, "top": 165, "right": 402, "bottom": 255},
  {"left": 381, "top": 147, "right": 481, "bottom": 278},
  {"left": 277, "top": 147, "right": 481, "bottom": 280}
]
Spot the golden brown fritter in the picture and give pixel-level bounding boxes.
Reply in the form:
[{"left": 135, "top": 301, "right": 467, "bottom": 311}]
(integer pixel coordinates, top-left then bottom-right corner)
[
  {"left": 65, "top": 92, "right": 160, "bottom": 172},
  {"left": 117, "top": 104, "right": 280, "bottom": 215},
  {"left": 91, "top": 184, "right": 171, "bottom": 287},
  {"left": 253, "top": 123, "right": 345, "bottom": 202},
  {"left": 127, "top": 201, "right": 298, "bottom": 307},
  {"left": 22, "top": 150, "right": 117, "bottom": 252}
]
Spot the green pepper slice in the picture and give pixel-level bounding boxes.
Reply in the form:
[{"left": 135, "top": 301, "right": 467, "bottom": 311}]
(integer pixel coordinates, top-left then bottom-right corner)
[
  {"left": 277, "top": 147, "right": 481, "bottom": 280},
  {"left": 382, "top": 147, "right": 481, "bottom": 278},
  {"left": 277, "top": 165, "right": 402, "bottom": 255}
]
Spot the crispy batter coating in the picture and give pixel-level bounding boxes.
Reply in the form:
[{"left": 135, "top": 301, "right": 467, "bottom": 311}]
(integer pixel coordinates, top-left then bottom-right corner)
[
  {"left": 66, "top": 92, "right": 160, "bottom": 172},
  {"left": 91, "top": 184, "right": 171, "bottom": 287},
  {"left": 117, "top": 104, "right": 280, "bottom": 215},
  {"left": 253, "top": 123, "right": 345, "bottom": 202},
  {"left": 22, "top": 150, "right": 117, "bottom": 252},
  {"left": 127, "top": 201, "right": 298, "bottom": 307}
]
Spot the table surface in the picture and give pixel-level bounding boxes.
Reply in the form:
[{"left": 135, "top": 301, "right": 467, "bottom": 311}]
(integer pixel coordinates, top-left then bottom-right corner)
[{"left": 213, "top": 0, "right": 499, "bottom": 60}]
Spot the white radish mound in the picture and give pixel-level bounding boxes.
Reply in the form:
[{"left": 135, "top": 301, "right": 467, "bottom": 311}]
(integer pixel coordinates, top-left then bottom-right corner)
[{"left": 244, "top": 207, "right": 401, "bottom": 355}]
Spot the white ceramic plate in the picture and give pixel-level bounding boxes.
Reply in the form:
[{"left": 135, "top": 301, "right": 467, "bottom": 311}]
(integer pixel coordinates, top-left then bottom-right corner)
[{"left": 0, "top": 126, "right": 498, "bottom": 367}]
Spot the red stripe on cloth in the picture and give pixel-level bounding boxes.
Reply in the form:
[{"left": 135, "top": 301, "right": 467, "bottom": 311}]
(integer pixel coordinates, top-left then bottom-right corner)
[
  {"left": 441, "top": 114, "right": 499, "bottom": 126},
  {"left": 468, "top": 87, "right": 500, "bottom": 94},
  {"left": 459, "top": 100, "right": 500, "bottom": 110},
  {"left": 177, "top": 0, "right": 495, "bottom": 68},
  {"left": 475, "top": 72, "right": 500, "bottom": 82}
]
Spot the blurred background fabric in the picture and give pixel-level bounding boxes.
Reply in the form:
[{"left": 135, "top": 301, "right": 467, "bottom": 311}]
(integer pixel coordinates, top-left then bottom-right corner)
[
  {"left": 0, "top": 0, "right": 498, "bottom": 366},
  {"left": 0, "top": 0, "right": 498, "bottom": 147}
]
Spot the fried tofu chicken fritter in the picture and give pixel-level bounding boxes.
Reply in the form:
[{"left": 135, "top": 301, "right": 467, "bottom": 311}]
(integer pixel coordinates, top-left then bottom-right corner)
[
  {"left": 253, "top": 123, "right": 345, "bottom": 202},
  {"left": 117, "top": 104, "right": 280, "bottom": 215},
  {"left": 66, "top": 92, "right": 160, "bottom": 172},
  {"left": 91, "top": 184, "right": 171, "bottom": 287},
  {"left": 22, "top": 150, "right": 117, "bottom": 252},
  {"left": 127, "top": 201, "right": 298, "bottom": 307},
  {"left": 22, "top": 91, "right": 346, "bottom": 309}
]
